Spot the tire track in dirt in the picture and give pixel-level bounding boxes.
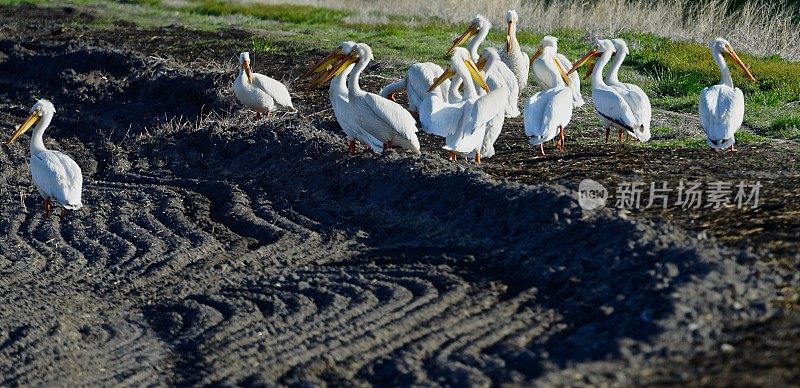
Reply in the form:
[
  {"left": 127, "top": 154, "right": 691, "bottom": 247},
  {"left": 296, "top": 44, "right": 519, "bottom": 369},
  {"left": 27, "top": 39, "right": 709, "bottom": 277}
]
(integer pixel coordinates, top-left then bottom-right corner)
[{"left": 0, "top": 20, "right": 787, "bottom": 386}]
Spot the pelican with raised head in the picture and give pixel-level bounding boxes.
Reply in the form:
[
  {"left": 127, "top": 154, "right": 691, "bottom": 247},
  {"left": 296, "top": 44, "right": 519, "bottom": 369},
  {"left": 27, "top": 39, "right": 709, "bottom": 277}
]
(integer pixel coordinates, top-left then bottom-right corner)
[
  {"left": 530, "top": 36, "right": 583, "bottom": 107},
  {"left": 568, "top": 40, "right": 650, "bottom": 143},
  {"left": 5, "top": 99, "right": 82, "bottom": 218},
  {"left": 379, "top": 62, "right": 451, "bottom": 116},
  {"left": 420, "top": 47, "right": 507, "bottom": 164},
  {"left": 499, "top": 10, "right": 529, "bottom": 91},
  {"left": 233, "top": 51, "right": 296, "bottom": 119},
  {"left": 699, "top": 38, "right": 756, "bottom": 151}
]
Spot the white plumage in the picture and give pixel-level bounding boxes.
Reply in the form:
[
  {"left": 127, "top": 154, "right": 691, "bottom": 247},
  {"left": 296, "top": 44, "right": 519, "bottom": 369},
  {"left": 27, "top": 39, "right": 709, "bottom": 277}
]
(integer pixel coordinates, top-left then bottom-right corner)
[
  {"left": 343, "top": 43, "right": 421, "bottom": 154},
  {"left": 233, "top": 51, "right": 295, "bottom": 118},
  {"left": 379, "top": 62, "right": 450, "bottom": 113},
  {"left": 524, "top": 49, "right": 575, "bottom": 155},
  {"left": 419, "top": 47, "right": 506, "bottom": 163},
  {"left": 499, "top": 10, "right": 530, "bottom": 91},
  {"left": 605, "top": 39, "right": 652, "bottom": 142},
  {"left": 6, "top": 99, "right": 82, "bottom": 217},
  {"left": 699, "top": 38, "right": 756, "bottom": 151},
  {"left": 531, "top": 36, "right": 584, "bottom": 108}
]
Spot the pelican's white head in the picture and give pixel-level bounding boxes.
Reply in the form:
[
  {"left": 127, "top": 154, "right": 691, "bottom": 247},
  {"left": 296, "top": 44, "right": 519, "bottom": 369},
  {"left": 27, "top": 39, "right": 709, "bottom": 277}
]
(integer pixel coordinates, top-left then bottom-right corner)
[
  {"left": 340, "top": 41, "right": 357, "bottom": 53},
  {"left": 353, "top": 43, "right": 374, "bottom": 62},
  {"left": 541, "top": 36, "right": 558, "bottom": 49},
  {"left": 611, "top": 38, "right": 629, "bottom": 55},
  {"left": 709, "top": 37, "right": 756, "bottom": 82},
  {"left": 238, "top": 52, "right": 253, "bottom": 83},
  {"left": 566, "top": 39, "right": 614, "bottom": 78},
  {"left": 506, "top": 10, "right": 518, "bottom": 24},
  {"left": 449, "top": 14, "right": 491, "bottom": 55},
  {"left": 477, "top": 46, "right": 500, "bottom": 71},
  {"left": 472, "top": 14, "right": 491, "bottom": 31},
  {"left": 428, "top": 47, "right": 489, "bottom": 93},
  {"left": 6, "top": 99, "right": 56, "bottom": 145}
]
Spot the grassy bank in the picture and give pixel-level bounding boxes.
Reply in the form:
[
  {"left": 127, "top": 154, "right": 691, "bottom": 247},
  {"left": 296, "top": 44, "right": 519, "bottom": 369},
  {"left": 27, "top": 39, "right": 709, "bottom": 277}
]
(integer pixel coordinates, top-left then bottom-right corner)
[{"left": 2, "top": 0, "right": 799, "bottom": 140}]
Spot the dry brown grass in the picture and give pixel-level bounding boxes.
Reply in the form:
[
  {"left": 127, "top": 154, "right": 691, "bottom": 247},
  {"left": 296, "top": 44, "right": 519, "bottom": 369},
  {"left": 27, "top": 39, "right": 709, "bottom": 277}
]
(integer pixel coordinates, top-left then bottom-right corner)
[{"left": 241, "top": 0, "right": 800, "bottom": 60}]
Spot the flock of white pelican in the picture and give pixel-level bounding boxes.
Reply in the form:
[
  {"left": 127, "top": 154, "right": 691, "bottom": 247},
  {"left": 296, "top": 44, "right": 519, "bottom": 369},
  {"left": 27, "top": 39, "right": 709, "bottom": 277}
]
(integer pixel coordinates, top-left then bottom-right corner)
[{"left": 6, "top": 10, "right": 757, "bottom": 218}]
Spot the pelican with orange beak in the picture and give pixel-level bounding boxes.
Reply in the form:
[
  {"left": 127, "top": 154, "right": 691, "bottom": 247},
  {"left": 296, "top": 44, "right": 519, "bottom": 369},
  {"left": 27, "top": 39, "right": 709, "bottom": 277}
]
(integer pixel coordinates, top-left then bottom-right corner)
[
  {"left": 420, "top": 47, "right": 507, "bottom": 164},
  {"left": 530, "top": 36, "right": 583, "bottom": 107},
  {"left": 233, "top": 51, "right": 296, "bottom": 120},
  {"left": 568, "top": 40, "right": 650, "bottom": 143},
  {"left": 5, "top": 99, "right": 83, "bottom": 218},
  {"left": 699, "top": 38, "right": 757, "bottom": 151},
  {"left": 302, "top": 42, "right": 384, "bottom": 155}
]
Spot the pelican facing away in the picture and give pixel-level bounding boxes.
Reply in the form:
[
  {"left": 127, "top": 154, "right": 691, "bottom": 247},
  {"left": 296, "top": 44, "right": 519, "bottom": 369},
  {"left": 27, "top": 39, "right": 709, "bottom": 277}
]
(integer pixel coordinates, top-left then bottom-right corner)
[
  {"left": 328, "top": 43, "right": 421, "bottom": 154},
  {"left": 530, "top": 36, "right": 583, "bottom": 108},
  {"left": 233, "top": 52, "right": 296, "bottom": 119},
  {"left": 499, "top": 10, "right": 529, "bottom": 91},
  {"left": 6, "top": 99, "right": 82, "bottom": 217},
  {"left": 421, "top": 47, "right": 507, "bottom": 164},
  {"left": 699, "top": 38, "right": 756, "bottom": 151},
  {"left": 379, "top": 62, "right": 450, "bottom": 116},
  {"left": 303, "top": 42, "right": 384, "bottom": 154},
  {"left": 524, "top": 52, "right": 575, "bottom": 156},
  {"left": 569, "top": 40, "right": 650, "bottom": 143}
]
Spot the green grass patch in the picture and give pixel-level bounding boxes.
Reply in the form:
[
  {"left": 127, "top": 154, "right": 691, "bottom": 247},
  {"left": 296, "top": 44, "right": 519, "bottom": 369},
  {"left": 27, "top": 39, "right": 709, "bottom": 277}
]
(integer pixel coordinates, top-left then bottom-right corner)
[
  {"left": 762, "top": 114, "right": 800, "bottom": 139},
  {"left": 251, "top": 38, "right": 275, "bottom": 54},
  {"left": 188, "top": 0, "right": 348, "bottom": 26}
]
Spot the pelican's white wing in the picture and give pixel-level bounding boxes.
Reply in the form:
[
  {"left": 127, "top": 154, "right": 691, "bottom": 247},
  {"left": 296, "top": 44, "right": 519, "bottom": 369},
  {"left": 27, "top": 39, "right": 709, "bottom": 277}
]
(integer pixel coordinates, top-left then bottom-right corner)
[
  {"left": 615, "top": 83, "right": 652, "bottom": 141},
  {"left": 363, "top": 93, "right": 421, "bottom": 153},
  {"left": 419, "top": 92, "right": 467, "bottom": 137},
  {"left": 252, "top": 73, "right": 295, "bottom": 110},
  {"left": 31, "top": 151, "right": 83, "bottom": 209},
  {"left": 556, "top": 53, "right": 583, "bottom": 107},
  {"left": 524, "top": 87, "right": 573, "bottom": 144},
  {"left": 445, "top": 88, "right": 507, "bottom": 154},
  {"left": 592, "top": 87, "right": 638, "bottom": 134},
  {"left": 699, "top": 84, "right": 744, "bottom": 149},
  {"left": 407, "top": 62, "right": 448, "bottom": 109},
  {"left": 485, "top": 61, "right": 520, "bottom": 118}
]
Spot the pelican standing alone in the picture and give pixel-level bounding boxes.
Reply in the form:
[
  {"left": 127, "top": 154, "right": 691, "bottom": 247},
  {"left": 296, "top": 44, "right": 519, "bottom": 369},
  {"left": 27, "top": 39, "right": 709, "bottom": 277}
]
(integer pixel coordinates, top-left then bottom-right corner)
[
  {"left": 524, "top": 49, "right": 575, "bottom": 155},
  {"left": 303, "top": 42, "right": 384, "bottom": 154},
  {"left": 329, "top": 43, "right": 421, "bottom": 154},
  {"left": 421, "top": 47, "right": 507, "bottom": 163},
  {"left": 569, "top": 40, "right": 650, "bottom": 143},
  {"left": 604, "top": 38, "right": 652, "bottom": 143},
  {"left": 6, "top": 99, "right": 82, "bottom": 217},
  {"left": 233, "top": 52, "right": 296, "bottom": 119},
  {"left": 699, "top": 38, "right": 756, "bottom": 151},
  {"left": 530, "top": 36, "right": 584, "bottom": 107},
  {"left": 499, "top": 10, "right": 529, "bottom": 91}
]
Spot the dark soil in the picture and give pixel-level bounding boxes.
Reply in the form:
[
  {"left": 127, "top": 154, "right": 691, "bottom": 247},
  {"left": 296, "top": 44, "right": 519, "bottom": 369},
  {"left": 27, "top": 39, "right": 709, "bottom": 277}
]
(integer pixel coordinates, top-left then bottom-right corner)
[{"left": 0, "top": 4, "right": 797, "bottom": 386}]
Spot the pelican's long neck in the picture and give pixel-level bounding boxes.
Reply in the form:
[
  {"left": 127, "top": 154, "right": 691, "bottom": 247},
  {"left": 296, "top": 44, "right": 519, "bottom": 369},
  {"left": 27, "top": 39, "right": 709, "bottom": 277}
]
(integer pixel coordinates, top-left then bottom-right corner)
[
  {"left": 468, "top": 27, "right": 489, "bottom": 62},
  {"left": 507, "top": 22, "right": 519, "bottom": 52},
  {"left": 591, "top": 50, "right": 614, "bottom": 88},
  {"left": 30, "top": 112, "right": 52, "bottom": 154},
  {"left": 606, "top": 48, "right": 626, "bottom": 85},
  {"left": 713, "top": 48, "right": 734, "bottom": 88},
  {"left": 348, "top": 55, "right": 370, "bottom": 96},
  {"left": 331, "top": 63, "right": 353, "bottom": 97},
  {"left": 542, "top": 47, "right": 565, "bottom": 87},
  {"left": 449, "top": 76, "right": 463, "bottom": 101},
  {"left": 454, "top": 61, "right": 478, "bottom": 99}
]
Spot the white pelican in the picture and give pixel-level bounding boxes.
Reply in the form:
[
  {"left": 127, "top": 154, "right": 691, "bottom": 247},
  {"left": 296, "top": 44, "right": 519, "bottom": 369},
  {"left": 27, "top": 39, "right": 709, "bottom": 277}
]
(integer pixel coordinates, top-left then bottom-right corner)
[
  {"left": 233, "top": 52, "right": 296, "bottom": 119},
  {"left": 530, "top": 36, "right": 584, "bottom": 107},
  {"left": 5, "top": 99, "right": 82, "bottom": 218},
  {"left": 475, "top": 47, "right": 513, "bottom": 158},
  {"left": 604, "top": 38, "right": 652, "bottom": 143},
  {"left": 699, "top": 38, "right": 756, "bottom": 151},
  {"left": 379, "top": 62, "right": 450, "bottom": 116},
  {"left": 524, "top": 54, "right": 575, "bottom": 156},
  {"left": 499, "top": 10, "right": 529, "bottom": 91},
  {"left": 328, "top": 43, "right": 421, "bottom": 154},
  {"left": 449, "top": 15, "right": 520, "bottom": 118},
  {"left": 568, "top": 40, "right": 650, "bottom": 143},
  {"left": 302, "top": 42, "right": 384, "bottom": 154},
  {"left": 420, "top": 47, "right": 507, "bottom": 164}
]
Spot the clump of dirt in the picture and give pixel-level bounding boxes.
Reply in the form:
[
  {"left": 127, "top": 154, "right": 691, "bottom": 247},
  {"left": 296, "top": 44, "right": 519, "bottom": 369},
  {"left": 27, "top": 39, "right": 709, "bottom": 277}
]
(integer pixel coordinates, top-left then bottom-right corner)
[{"left": 0, "top": 4, "right": 797, "bottom": 387}]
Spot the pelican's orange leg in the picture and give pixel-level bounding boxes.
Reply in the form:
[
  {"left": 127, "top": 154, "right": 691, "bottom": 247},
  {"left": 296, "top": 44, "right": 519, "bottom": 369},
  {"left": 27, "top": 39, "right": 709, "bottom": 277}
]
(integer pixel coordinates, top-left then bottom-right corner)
[
  {"left": 539, "top": 143, "right": 546, "bottom": 156},
  {"left": 43, "top": 198, "right": 52, "bottom": 218}
]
